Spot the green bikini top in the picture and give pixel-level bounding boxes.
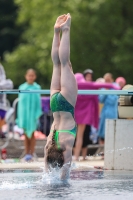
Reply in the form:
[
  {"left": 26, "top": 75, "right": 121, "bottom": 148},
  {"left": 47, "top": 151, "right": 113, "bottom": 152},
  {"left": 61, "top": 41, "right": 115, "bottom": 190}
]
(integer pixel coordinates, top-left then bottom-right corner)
[{"left": 50, "top": 92, "right": 74, "bottom": 118}]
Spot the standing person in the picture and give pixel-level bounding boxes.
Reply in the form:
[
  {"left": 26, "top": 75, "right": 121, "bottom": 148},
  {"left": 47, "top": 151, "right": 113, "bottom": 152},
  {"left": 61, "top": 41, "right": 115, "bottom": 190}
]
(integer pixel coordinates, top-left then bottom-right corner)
[
  {"left": 74, "top": 73, "right": 119, "bottom": 160},
  {"left": 115, "top": 77, "right": 126, "bottom": 89},
  {"left": 44, "top": 14, "right": 77, "bottom": 180},
  {"left": 16, "top": 69, "right": 42, "bottom": 161},
  {"left": 83, "top": 69, "right": 93, "bottom": 82},
  {"left": 98, "top": 73, "right": 118, "bottom": 144},
  {"left": 83, "top": 69, "right": 94, "bottom": 159},
  {"left": 74, "top": 69, "right": 94, "bottom": 160},
  {"left": 0, "top": 63, "right": 13, "bottom": 138}
]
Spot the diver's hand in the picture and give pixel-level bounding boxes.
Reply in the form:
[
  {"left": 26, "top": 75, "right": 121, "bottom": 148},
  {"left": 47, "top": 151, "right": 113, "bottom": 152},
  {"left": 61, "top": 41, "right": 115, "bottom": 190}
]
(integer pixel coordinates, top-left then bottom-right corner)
[{"left": 60, "top": 162, "right": 71, "bottom": 180}]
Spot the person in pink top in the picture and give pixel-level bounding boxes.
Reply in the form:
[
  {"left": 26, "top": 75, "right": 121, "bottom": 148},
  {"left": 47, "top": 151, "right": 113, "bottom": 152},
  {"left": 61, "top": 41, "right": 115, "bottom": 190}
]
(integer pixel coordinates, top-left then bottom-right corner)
[
  {"left": 74, "top": 73, "right": 120, "bottom": 160},
  {"left": 83, "top": 69, "right": 93, "bottom": 82},
  {"left": 115, "top": 77, "right": 126, "bottom": 89},
  {"left": 75, "top": 69, "right": 94, "bottom": 160}
]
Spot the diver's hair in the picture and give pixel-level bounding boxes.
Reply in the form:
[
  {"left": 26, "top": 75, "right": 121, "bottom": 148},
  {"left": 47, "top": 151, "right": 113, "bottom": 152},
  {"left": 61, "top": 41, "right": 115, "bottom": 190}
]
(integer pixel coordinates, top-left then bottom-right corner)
[{"left": 47, "top": 129, "right": 64, "bottom": 168}]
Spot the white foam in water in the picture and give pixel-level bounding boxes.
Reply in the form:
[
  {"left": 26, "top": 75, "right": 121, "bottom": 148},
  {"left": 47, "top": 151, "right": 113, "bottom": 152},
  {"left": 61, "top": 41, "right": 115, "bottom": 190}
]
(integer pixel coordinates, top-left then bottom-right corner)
[
  {"left": 71, "top": 162, "right": 78, "bottom": 170},
  {"left": 41, "top": 163, "right": 75, "bottom": 185},
  {"left": 0, "top": 181, "right": 33, "bottom": 190}
]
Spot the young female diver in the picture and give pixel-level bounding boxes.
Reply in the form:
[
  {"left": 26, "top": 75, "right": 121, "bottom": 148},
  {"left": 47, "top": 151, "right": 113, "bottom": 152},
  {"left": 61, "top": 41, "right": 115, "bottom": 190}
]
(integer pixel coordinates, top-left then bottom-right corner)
[{"left": 44, "top": 14, "right": 77, "bottom": 179}]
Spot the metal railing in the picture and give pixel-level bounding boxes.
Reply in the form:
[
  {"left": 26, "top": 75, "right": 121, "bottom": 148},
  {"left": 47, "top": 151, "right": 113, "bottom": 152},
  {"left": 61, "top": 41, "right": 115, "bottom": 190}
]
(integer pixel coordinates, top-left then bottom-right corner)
[{"left": 0, "top": 89, "right": 132, "bottom": 95}]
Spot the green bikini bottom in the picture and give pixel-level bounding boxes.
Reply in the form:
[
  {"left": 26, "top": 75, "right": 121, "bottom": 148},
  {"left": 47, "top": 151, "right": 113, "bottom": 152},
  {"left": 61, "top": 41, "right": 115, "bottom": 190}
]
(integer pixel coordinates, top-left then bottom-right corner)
[{"left": 50, "top": 126, "right": 77, "bottom": 149}]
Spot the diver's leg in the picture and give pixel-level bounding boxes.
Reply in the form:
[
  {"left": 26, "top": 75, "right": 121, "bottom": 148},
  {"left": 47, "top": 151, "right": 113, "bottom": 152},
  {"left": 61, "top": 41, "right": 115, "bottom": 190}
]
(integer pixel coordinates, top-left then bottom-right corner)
[
  {"left": 50, "top": 15, "right": 67, "bottom": 96},
  {"left": 59, "top": 14, "right": 77, "bottom": 106}
]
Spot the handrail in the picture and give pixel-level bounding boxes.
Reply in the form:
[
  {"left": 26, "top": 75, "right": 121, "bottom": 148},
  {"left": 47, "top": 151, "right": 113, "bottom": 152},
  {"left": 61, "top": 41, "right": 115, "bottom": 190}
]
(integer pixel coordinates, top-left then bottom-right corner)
[{"left": 0, "top": 89, "right": 133, "bottom": 95}]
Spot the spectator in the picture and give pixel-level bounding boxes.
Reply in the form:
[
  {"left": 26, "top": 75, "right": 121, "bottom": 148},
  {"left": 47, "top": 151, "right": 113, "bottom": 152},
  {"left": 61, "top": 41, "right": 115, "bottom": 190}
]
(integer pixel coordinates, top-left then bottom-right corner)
[
  {"left": 74, "top": 69, "right": 94, "bottom": 160},
  {"left": 98, "top": 73, "right": 119, "bottom": 145},
  {"left": 74, "top": 73, "right": 119, "bottom": 160},
  {"left": 83, "top": 69, "right": 93, "bottom": 82},
  {"left": 0, "top": 63, "right": 13, "bottom": 138},
  {"left": 96, "top": 77, "right": 105, "bottom": 119},
  {"left": 16, "top": 69, "right": 42, "bottom": 161},
  {"left": 96, "top": 77, "right": 105, "bottom": 83},
  {"left": 115, "top": 77, "right": 126, "bottom": 89}
]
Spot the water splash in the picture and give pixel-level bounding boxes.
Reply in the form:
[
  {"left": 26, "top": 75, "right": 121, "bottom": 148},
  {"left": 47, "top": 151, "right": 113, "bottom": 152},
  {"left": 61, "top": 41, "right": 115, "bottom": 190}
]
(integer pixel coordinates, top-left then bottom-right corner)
[
  {"left": 41, "top": 163, "right": 76, "bottom": 185},
  {"left": 41, "top": 167, "right": 62, "bottom": 185},
  {"left": 0, "top": 181, "right": 33, "bottom": 190}
]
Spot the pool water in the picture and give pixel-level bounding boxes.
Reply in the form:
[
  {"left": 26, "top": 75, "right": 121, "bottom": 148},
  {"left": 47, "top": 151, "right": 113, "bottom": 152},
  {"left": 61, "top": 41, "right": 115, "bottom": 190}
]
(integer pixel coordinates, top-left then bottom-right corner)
[{"left": 0, "top": 168, "right": 133, "bottom": 200}]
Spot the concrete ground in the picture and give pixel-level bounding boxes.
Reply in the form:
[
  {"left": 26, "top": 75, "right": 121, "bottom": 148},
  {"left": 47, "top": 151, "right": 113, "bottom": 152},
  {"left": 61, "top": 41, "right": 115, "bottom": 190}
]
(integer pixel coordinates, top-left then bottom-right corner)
[{"left": 0, "top": 156, "right": 104, "bottom": 170}]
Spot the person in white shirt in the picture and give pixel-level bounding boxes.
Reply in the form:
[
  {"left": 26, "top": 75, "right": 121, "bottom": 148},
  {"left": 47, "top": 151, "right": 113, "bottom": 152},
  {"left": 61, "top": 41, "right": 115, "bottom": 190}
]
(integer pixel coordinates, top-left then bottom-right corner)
[{"left": 0, "top": 63, "right": 13, "bottom": 138}]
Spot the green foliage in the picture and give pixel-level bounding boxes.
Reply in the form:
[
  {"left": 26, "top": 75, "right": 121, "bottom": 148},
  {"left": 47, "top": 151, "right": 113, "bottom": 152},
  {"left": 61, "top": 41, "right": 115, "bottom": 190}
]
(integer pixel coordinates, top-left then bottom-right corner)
[
  {"left": 4, "top": 0, "right": 71, "bottom": 88},
  {"left": 3, "top": 0, "right": 133, "bottom": 90},
  {"left": 71, "top": 0, "right": 133, "bottom": 82},
  {"left": 0, "top": 0, "right": 21, "bottom": 60}
]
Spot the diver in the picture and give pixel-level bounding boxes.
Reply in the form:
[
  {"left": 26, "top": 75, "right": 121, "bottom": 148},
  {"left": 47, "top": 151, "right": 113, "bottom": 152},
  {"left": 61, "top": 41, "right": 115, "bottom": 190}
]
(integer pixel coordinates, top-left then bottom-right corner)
[{"left": 44, "top": 13, "right": 77, "bottom": 180}]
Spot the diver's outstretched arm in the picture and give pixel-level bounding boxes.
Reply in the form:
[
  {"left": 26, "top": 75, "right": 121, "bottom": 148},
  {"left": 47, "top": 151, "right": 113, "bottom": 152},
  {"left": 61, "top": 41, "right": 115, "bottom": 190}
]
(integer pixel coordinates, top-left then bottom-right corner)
[
  {"left": 60, "top": 146, "right": 72, "bottom": 180},
  {"left": 59, "top": 13, "right": 77, "bottom": 106},
  {"left": 59, "top": 14, "right": 71, "bottom": 66},
  {"left": 50, "top": 15, "right": 67, "bottom": 96},
  {"left": 51, "top": 15, "right": 66, "bottom": 66},
  {"left": 51, "top": 31, "right": 60, "bottom": 66}
]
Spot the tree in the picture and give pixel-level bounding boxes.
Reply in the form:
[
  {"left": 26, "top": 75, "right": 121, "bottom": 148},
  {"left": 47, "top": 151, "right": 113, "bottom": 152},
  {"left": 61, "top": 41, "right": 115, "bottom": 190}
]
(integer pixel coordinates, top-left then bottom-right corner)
[
  {"left": 0, "top": 0, "right": 21, "bottom": 60},
  {"left": 3, "top": 0, "right": 133, "bottom": 90},
  {"left": 71, "top": 0, "right": 133, "bottom": 83},
  {"left": 4, "top": 0, "right": 77, "bottom": 88}
]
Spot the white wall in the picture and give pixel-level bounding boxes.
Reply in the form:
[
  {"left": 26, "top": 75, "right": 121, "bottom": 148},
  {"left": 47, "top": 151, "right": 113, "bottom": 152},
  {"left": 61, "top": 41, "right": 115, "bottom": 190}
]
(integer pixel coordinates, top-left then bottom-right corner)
[{"left": 104, "top": 119, "right": 133, "bottom": 170}]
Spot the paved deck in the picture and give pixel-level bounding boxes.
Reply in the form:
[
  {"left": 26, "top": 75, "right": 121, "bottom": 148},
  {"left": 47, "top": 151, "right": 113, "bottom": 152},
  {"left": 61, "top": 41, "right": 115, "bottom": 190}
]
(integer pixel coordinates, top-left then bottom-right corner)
[{"left": 0, "top": 157, "right": 104, "bottom": 170}]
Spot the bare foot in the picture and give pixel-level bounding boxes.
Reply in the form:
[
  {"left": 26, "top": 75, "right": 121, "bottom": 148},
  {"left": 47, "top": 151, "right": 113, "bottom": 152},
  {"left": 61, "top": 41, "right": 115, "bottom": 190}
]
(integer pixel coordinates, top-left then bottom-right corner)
[
  {"left": 60, "top": 13, "right": 71, "bottom": 31},
  {"left": 54, "top": 14, "right": 67, "bottom": 32}
]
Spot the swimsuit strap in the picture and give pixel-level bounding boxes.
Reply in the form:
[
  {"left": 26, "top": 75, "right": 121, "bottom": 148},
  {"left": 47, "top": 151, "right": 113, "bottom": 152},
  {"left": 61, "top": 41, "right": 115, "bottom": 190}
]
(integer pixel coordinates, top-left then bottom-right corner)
[
  {"left": 50, "top": 130, "right": 60, "bottom": 149},
  {"left": 54, "top": 130, "right": 60, "bottom": 149},
  {"left": 50, "top": 129, "right": 76, "bottom": 149},
  {"left": 57, "top": 130, "right": 76, "bottom": 137}
]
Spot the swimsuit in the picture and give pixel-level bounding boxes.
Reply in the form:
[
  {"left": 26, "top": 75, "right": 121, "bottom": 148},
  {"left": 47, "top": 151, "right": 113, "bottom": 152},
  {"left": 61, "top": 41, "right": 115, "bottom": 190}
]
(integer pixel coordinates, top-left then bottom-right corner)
[
  {"left": 50, "top": 92, "right": 74, "bottom": 118},
  {"left": 51, "top": 126, "right": 77, "bottom": 149},
  {"left": 50, "top": 92, "right": 77, "bottom": 148}
]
